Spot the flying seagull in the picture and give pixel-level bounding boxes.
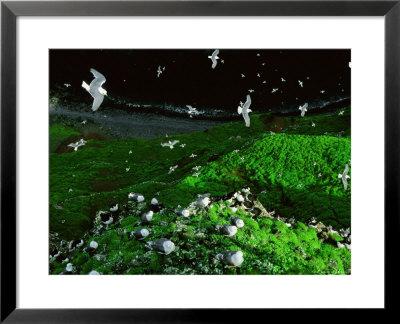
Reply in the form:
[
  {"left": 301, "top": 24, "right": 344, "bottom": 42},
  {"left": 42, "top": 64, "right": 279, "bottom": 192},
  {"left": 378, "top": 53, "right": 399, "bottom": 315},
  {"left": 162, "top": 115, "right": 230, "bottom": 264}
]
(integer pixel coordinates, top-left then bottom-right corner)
[
  {"left": 208, "top": 49, "right": 220, "bottom": 69},
  {"left": 238, "top": 94, "right": 252, "bottom": 127},
  {"left": 186, "top": 105, "right": 198, "bottom": 118},
  {"left": 281, "top": 77, "right": 286, "bottom": 82},
  {"left": 299, "top": 103, "right": 308, "bottom": 117},
  {"left": 82, "top": 68, "right": 108, "bottom": 111},
  {"left": 68, "top": 138, "right": 87, "bottom": 151},
  {"left": 157, "top": 65, "right": 165, "bottom": 78},
  {"left": 64, "top": 83, "right": 71, "bottom": 88},
  {"left": 248, "top": 89, "right": 255, "bottom": 93},
  {"left": 271, "top": 88, "right": 278, "bottom": 93},
  {"left": 161, "top": 140, "right": 180, "bottom": 149},
  {"left": 338, "top": 164, "right": 350, "bottom": 190},
  {"left": 298, "top": 80, "right": 303, "bottom": 88}
]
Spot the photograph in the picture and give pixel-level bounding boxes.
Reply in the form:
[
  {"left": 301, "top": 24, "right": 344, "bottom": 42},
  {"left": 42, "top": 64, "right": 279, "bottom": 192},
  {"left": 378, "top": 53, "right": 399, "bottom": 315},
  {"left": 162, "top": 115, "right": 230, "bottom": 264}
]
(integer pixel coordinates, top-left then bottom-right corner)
[{"left": 49, "top": 49, "right": 351, "bottom": 275}]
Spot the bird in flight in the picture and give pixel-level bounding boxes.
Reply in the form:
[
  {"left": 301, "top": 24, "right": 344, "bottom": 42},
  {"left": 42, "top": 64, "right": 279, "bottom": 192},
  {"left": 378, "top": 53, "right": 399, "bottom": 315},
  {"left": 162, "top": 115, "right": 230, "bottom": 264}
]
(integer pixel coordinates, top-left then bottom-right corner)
[
  {"left": 161, "top": 140, "right": 180, "bottom": 149},
  {"left": 238, "top": 94, "right": 252, "bottom": 127},
  {"left": 299, "top": 103, "right": 308, "bottom": 117},
  {"left": 82, "top": 68, "right": 108, "bottom": 111},
  {"left": 298, "top": 80, "right": 303, "bottom": 88},
  {"left": 338, "top": 164, "right": 350, "bottom": 190},
  {"left": 208, "top": 49, "right": 220, "bottom": 69}
]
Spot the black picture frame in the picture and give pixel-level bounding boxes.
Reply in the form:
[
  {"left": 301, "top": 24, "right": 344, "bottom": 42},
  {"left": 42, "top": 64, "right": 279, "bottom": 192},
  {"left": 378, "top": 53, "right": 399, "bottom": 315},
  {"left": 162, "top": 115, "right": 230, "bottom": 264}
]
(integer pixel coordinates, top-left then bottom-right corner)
[{"left": 1, "top": 0, "right": 398, "bottom": 322}]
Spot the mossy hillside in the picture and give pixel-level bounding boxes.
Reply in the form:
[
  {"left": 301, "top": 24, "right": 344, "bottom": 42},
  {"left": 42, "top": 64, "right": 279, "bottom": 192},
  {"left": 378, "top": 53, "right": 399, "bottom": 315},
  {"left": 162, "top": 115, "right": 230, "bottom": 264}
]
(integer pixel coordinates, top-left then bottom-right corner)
[
  {"left": 50, "top": 199, "right": 351, "bottom": 275},
  {"left": 50, "top": 107, "right": 350, "bottom": 240}
]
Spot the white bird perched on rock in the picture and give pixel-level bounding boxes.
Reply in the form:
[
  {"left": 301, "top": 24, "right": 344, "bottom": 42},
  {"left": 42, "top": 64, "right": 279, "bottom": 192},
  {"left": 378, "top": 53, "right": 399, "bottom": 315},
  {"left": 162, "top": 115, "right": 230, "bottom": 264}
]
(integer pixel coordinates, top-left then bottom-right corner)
[
  {"left": 271, "top": 88, "right": 278, "bottom": 93},
  {"left": 141, "top": 211, "right": 154, "bottom": 224},
  {"left": 130, "top": 228, "right": 150, "bottom": 240},
  {"left": 299, "top": 103, "right": 308, "bottom": 117},
  {"left": 215, "top": 251, "right": 244, "bottom": 267},
  {"left": 85, "top": 240, "right": 98, "bottom": 254},
  {"left": 68, "top": 138, "right": 87, "bottom": 151},
  {"left": 161, "top": 140, "right": 180, "bottom": 149},
  {"left": 82, "top": 68, "right": 108, "bottom": 111},
  {"left": 298, "top": 80, "right": 303, "bottom": 87},
  {"left": 128, "top": 192, "right": 145, "bottom": 202},
  {"left": 338, "top": 164, "right": 350, "bottom": 190},
  {"left": 231, "top": 217, "right": 244, "bottom": 228},
  {"left": 146, "top": 238, "right": 175, "bottom": 255},
  {"left": 216, "top": 225, "right": 238, "bottom": 237},
  {"left": 238, "top": 94, "right": 252, "bottom": 127},
  {"left": 208, "top": 49, "right": 220, "bottom": 69}
]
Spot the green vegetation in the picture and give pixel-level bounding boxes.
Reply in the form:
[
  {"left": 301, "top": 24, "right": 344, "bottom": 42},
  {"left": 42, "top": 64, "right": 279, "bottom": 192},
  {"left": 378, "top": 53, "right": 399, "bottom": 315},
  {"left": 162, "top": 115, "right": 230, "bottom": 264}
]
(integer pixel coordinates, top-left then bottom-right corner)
[{"left": 49, "top": 106, "right": 351, "bottom": 274}]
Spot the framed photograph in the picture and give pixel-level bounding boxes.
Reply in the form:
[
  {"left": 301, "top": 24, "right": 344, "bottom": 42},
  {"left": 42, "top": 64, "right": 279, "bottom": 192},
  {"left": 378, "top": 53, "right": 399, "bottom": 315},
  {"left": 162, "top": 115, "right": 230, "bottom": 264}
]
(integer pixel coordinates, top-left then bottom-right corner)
[{"left": 1, "top": 0, "right": 397, "bottom": 321}]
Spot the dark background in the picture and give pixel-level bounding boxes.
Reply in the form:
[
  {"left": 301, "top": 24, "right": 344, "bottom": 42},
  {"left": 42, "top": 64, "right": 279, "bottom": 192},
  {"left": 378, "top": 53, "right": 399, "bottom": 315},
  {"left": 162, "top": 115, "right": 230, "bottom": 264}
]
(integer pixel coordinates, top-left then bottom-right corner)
[{"left": 49, "top": 49, "right": 351, "bottom": 116}]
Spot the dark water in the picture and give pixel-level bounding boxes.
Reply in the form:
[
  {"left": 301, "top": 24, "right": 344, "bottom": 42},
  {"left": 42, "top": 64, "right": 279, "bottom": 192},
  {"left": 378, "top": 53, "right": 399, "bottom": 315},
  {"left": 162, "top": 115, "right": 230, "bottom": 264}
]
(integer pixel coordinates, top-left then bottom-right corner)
[{"left": 50, "top": 49, "right": 351, "bottom": 120}]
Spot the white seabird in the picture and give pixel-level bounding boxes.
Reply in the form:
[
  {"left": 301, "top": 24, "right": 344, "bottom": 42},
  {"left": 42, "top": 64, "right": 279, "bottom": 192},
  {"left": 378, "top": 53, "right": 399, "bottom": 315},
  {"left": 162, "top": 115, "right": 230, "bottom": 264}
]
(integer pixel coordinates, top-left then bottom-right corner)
[
  {"left": 298, "top": 80, "right": 303, "bottom": 87},
  {"left": 231, "top": 217, "right": 245, "bottom": 228},
  {"left": 130, "top": 228, "right": 150, "bottom": 240},
  {"left": 215, "top": 251, "right": 244, "bottom": 267},
  {"left": 216, "top": 225, "right": 238, "bottom": 237},
  {"left": 146, "top": 238, "right": 175, "bottom": 255},
  {"left": 186, "top": 105, "right": 198, "bottom": 118},
  {"left": 338, "top": 164, "right": 350, "bottom": 190},
  {"left": 237, "top": 94, "right": 252, "bottom": 127},
  {"left": 161, "top": 140, "right": 180, "bottom": 149},
  {"left": 271, "top": 88, "right": 278, "bottom": 93},
  {"left": 82, "top": 68, "right": 108, "bottom": 111},
  {"left": 299, "top": 103, "right": 308, "bottom": 117},
  {"left": 208, "top": 49, "right": 220, "bottom": 69},
  {"left": 68, "top": 138, "right": 87, "bottom": 151}
]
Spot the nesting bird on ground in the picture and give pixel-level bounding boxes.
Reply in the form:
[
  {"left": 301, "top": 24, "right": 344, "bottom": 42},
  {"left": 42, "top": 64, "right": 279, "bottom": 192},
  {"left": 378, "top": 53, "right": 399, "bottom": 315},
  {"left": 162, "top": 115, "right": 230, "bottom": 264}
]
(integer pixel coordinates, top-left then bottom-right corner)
[
  {"left": 68, "top": 138, "right": 87, "bottom": 151},
  {"left": 146, "top": 238, "right": 175, "bottom": 255},
  {"left": 100, "top": 211, "right": 113, "bottom": 225},
  {"left": 215, "top": 251, "right": 244, "bottom": 267},
  {"left": 151, "top": 198, "right": 159, "bottom": 205},
  {"left": 299, "top": 103, "right": 308, "bottom": 117},
  {"left": 208, "top": 49, "right": 220, "bottom": 69},
  {"left": 231, "top": 217, "right": 245, "bottom": 228},
  {"left": 216, "top": 225, "right": 238, "bottom": 237},
  {"left": 130, "top": 228, "right": 150, "bottom": 240},
  {"left": 82, "top": 68, "right": 108, "bottom": 111},
  {"left": 110, "top": 204, "right": 118, "bottom": 213},
  {"left": 140, "top": 211, "right": 154, "bottom": 224},
  {"left": 338, "top": 164, "right": 350, "bottom": 190},
  {"left": 128, "top": 192, "right": 145, "bottom": 202},
  {"left": 161, "top": 140, "right": 180, "bottom": 149},
  {"left": 84, "top": 241, "right": 99, "bottom": 254},
  {"left": 195, "top": 194, "right": 211, "bottom": 208},
  {"left": 88, "top": 270, "right": 100, "bottom": 275},
  {"left": 238, "top": 94, "right": 252, "bottom": 127},
  {"left": 68, "top": 239, "right": 84, "bottom": 251}
]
